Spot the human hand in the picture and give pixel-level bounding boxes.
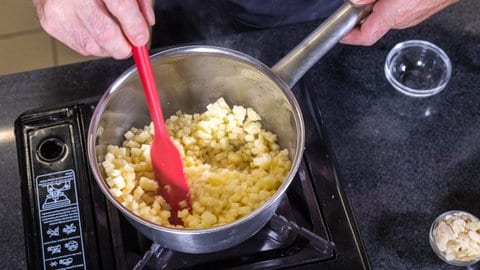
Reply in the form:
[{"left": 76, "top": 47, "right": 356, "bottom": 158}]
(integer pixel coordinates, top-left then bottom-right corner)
[
  {"left": 341, "top": 0, "right": 460, "bottom": 46},
  {"left": 33, "top": 0, "right": 155, "bottom": 59}
]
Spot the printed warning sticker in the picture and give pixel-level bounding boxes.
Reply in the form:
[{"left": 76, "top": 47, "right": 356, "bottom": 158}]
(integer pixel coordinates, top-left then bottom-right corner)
[{"left": 35, "top": 169, "right": 86, "bottom": 270}]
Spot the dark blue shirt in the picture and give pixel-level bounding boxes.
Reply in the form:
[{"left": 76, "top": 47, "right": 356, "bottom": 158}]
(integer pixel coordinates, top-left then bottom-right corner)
[
  {"left": 225, "top": 0, "right": 343, "bottom": 28},
  {"left": 151, "top": 0, "right": 342, "bottom": 47}
]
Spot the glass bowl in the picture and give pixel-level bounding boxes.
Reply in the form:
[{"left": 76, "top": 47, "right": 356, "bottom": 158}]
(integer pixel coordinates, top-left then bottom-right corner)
[
  {"left": 429, "top": 210, "right": 480, "bottom": 267},
  {"left": 385, "top": 40, "right": 452, "bottom": 97}
]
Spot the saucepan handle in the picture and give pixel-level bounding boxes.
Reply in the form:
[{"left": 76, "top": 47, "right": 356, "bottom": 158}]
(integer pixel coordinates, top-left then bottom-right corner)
[{"left": 272, "top": 1, "right": 372, "bottom": 88}]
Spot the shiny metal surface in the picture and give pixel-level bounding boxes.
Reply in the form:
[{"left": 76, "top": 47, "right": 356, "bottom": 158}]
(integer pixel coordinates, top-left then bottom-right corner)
[
  {"left": 272, "top": 2, "right": 369, "bottom": 88},
  {"left": 88, "top": 46, "right": 305, "bottom": 253}
]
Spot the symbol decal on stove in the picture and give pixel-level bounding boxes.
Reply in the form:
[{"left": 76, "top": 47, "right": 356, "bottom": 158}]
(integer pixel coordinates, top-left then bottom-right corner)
[
  {"left": 39, "top": 179, "right": 71, "bottom": 210},
  {"left": 46, "top": 227, "right": 59, "bottom": 238},
  {"left": 47, "top": 244, "right": 61, "bottom": 255},
  {"left": 63, "top": 223, "right": 76, "bottom": 235},
  {"left": 64, "top": 240, "right": 78, "bottom": 252},
  {"left": 58, "top": 257, "right": 73, "bottom": 266},
  {"left": 35, "top": 170, "right": 86, "bottom": 270}
]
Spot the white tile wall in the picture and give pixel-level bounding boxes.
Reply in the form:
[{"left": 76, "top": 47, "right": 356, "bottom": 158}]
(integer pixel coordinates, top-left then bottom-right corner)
[{"left": 0, "top": 0, "right": 99, "bottom": 75}]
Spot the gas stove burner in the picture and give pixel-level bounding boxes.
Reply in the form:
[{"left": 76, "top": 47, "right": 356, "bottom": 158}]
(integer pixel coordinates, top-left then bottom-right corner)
[
  {"left": 15, "top": 75, "right": 370, "bottom": 269},
  {"left": 128, "top": 166, "right": 336, "bottom": 270}
]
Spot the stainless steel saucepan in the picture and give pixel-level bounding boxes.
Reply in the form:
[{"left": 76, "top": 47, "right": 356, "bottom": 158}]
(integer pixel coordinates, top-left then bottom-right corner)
[{"left": 88, "top": 2, "right": 369, "bottom": 254}]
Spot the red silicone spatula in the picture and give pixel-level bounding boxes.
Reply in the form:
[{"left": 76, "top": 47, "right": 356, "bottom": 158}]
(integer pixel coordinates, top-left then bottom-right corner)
[{"left": 132, "top": 45, "right": 191, "bottom": 224}]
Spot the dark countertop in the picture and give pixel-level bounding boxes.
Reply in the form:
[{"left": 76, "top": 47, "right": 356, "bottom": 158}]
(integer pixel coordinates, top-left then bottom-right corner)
[{"left": 1, "top": 1, "right": 479, "bottom": 269}]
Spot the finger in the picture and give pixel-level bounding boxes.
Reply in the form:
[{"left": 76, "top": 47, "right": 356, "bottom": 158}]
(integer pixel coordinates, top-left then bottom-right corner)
[
  {"left": 349, "top": 0, "right": 377, "bottom": 5},
  {"left": 138, "top": 0, "right": 155, "bottom": 26},
  {"left": 67, "top": 37, "right": 111, "bottom": 58},
  {"left": 76, "top": 1, "right": 132, "bottom": 59},
  {"left": 48, "top": 24, "right": 110, "bottom": 57},
  {"left": 394, "top": 1, "right": 455, "bottom": 29},
  {"left": 103, "top": 0, "right": 150, "bottom": 46},
  {"left": 340, "top": 11, "right": 390, "bottom": 46},
  {"left": 35, "top": 0, "right": 113, "bottom": 57}
]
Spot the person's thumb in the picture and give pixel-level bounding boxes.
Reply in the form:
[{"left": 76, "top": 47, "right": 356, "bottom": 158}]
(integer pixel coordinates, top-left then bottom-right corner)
[{"left": 349, "top": 0, "right": 376, "bottom": 5}]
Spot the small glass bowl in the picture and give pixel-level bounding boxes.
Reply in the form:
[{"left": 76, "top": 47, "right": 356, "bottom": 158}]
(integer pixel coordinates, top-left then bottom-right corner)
[
  {"left": 429, "top": 210, "right": 480, "bottom": 267},
  {"left": 385, "top": 40, "right": 452, "bottom": 97}
]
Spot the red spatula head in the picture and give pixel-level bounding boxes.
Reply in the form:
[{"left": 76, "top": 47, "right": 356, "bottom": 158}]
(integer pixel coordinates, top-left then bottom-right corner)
[
  {"left": 150, "top": 133, "right": 192, "bottom": 222},
  {"left": 132, "top": 45, "right": 192, "bottom": 224}
]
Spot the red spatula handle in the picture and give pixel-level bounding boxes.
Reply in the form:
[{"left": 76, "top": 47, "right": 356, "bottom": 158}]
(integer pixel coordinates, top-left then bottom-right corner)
[{"left": 132, "top": 45, "right": 167, "bottom": 138}]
